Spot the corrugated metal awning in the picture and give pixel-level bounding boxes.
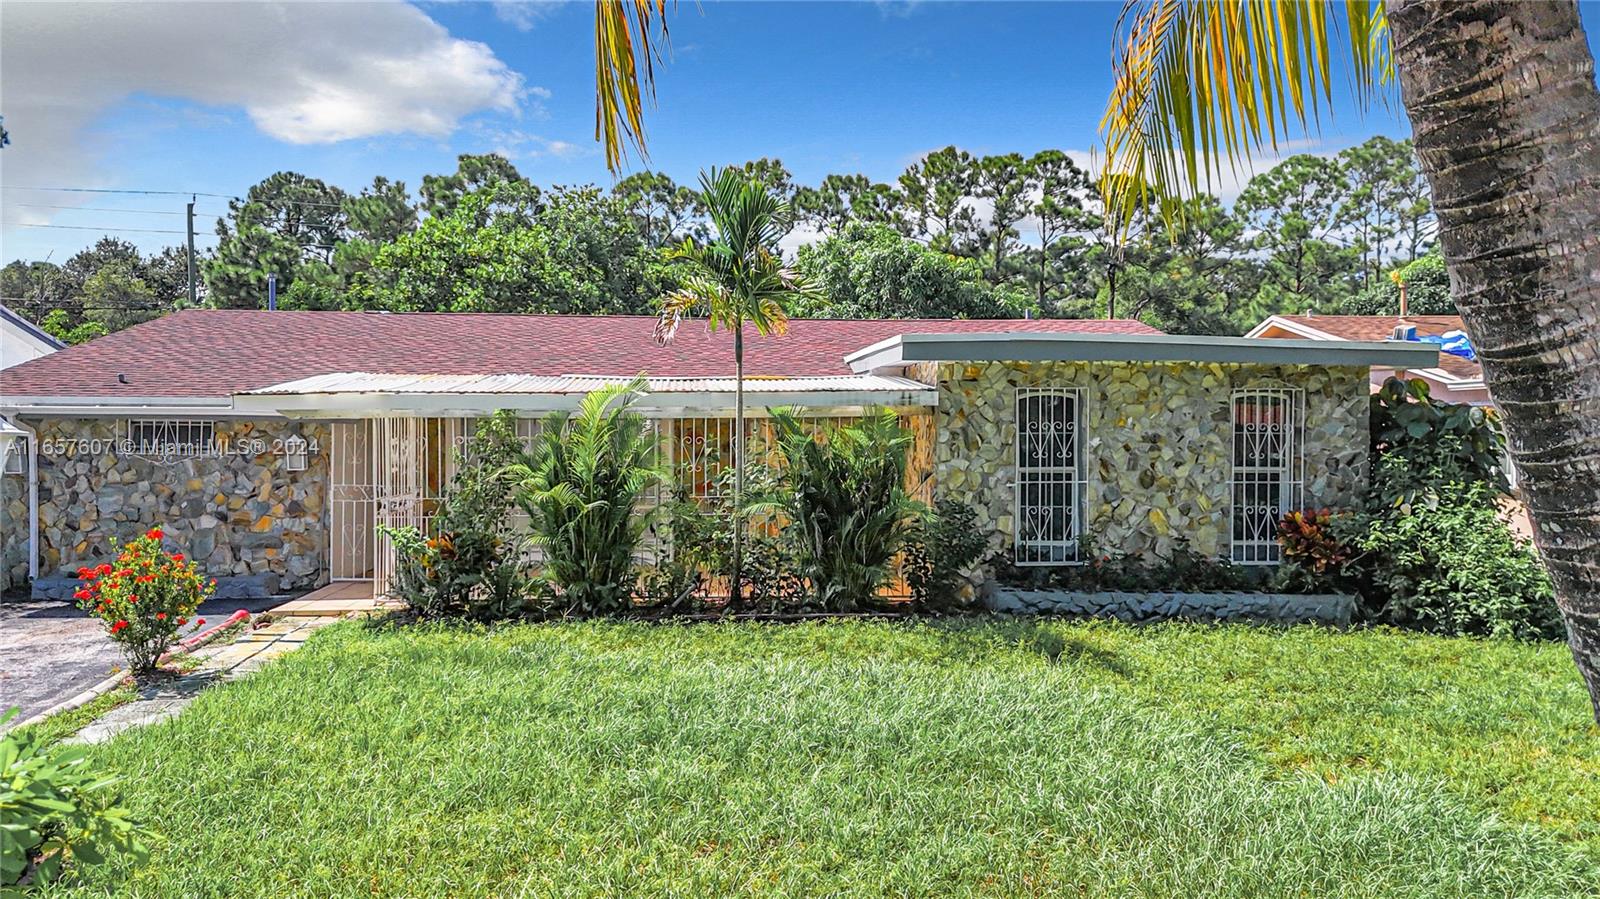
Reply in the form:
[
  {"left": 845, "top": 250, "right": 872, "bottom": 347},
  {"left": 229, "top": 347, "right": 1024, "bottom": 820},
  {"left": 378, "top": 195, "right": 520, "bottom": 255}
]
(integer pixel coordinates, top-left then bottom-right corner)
[{"left": 233, "top": 372, "right": 938, "bottom": 418}]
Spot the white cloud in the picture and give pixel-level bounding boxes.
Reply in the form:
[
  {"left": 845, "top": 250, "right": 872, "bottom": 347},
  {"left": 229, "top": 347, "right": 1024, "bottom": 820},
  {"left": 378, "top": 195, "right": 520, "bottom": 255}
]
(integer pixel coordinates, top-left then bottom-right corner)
[
  {"left": 0, "top": 0, "right": 527, "bottom": 192},
  {"left": 492, "top": 0, "right": 561, "bottom": 32}
]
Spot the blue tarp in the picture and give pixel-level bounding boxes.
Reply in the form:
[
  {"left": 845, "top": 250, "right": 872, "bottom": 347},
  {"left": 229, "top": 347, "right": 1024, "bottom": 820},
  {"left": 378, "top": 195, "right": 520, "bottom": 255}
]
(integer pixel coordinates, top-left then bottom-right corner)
[{"left": 1411, "top": 329, "right": 1477, "bottom": 362}]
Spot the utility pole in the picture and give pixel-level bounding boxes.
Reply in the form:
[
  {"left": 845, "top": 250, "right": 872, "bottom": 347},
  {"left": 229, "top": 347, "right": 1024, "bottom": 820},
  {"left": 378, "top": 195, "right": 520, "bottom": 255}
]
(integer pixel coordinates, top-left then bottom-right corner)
[{"left": 186, "top": 197, "right": 198, "bottom": 306}]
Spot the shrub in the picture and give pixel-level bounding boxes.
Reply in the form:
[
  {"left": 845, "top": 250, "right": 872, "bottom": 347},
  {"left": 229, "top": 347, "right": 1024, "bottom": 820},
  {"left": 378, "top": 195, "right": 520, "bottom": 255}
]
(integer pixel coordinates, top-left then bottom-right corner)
[
  {"left": 386, "top": 413, "right": 545, "bottom": 621},
  {"left": 641, "top": 463, "right": 803, "bottom": 612},
  {"left": 1335, "top": 481, "right": 1560, "bottom": 639},
  {"left": 1277, "top": 509, "right": 1352, "bottom": 577},
  {"left": 904, "top": 500, "right": 988, "bottom": 610},
  {"left": 769, "top": 409, "right": 925, "bottom": 611},
  {"left": 1369, "top": 376, "right": 1506, "bottom": 508},
  {"left": 72, "top": 528, "right": 212, "bottom": 673},
  {"left": 511, "top": 379, "right": 664, "bottom": 615},
  {"left": 995, "top": 536, "right": 1274, "bottom": 594},
  {"left": 1, "top": 708, "right": 150, "bottom": 888}
]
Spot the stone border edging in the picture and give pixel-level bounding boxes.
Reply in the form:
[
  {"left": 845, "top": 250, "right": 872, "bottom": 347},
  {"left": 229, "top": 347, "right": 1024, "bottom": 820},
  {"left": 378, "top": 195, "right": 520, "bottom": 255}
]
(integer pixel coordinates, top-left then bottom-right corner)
[
  {"left": 7, "top": 671, "right": 130, "bottom": 732},
  {"left": 988, "top": 588, "right": 1354, "bottom": 626}
]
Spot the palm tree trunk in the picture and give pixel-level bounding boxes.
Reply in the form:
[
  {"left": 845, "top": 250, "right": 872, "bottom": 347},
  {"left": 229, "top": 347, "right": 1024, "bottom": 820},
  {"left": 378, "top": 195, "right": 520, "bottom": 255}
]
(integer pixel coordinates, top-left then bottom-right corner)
[
  {"left": 1388, "top": 0, "right": 1600, "bottom": 721},
  {"left": 732, "top": 324, "right": 745, "bottom": 610}
]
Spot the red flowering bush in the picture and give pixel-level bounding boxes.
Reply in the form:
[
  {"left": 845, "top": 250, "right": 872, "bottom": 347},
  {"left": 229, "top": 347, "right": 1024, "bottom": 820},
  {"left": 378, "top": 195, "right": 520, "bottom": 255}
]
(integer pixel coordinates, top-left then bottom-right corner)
[{"left": 73, "top": 527, "right": 214, "bottom": 674}]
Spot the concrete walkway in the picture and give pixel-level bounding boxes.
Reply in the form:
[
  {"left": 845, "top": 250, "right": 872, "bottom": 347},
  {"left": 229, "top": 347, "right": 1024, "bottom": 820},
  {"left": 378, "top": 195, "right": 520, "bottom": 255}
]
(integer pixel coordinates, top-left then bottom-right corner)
[{"left": 70, "top": 617, "right": 340, "bottom": 745}]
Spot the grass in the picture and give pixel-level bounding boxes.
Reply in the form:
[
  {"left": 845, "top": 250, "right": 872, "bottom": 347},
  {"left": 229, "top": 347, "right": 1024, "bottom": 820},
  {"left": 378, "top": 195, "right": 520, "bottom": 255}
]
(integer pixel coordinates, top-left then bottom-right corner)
[
  {"left": 13, "top": 679, "right": 138, "bottom": 747},
  {"left": 42, "top": 619, "right": 1600, "bottom": 897}
]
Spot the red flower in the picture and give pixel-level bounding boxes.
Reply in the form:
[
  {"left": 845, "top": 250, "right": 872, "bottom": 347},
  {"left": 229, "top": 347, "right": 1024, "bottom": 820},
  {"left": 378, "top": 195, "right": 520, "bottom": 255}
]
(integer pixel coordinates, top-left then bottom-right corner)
[
  {"left": 110, "top": 620, "right": 128, "bottom": 634},
  {"left": 146, "top": 527, "right": 163, "bottom": 540},
  {"left": 77, "top": 566, "right": 91, "bottom": 578},
  {"left": 73, "top": 588, "right": 89, "bottom": 600},
  {"left": 129, "top": 595, "right": 138, "bottom": 604},
  {"left": 96, "top": 563, "right": 112, "bottom": 575},
  {"left": 177, "top": 617, "right": 188, "bottom": 626},
  {"left": 156, "top": 612, "right": 167, "bottom": 621},
  {"left": 196, "top": 618, "right": 206, "bottom": 627},
  {"left": 171, "top": 553, "right": 184, "bottom": 562}
]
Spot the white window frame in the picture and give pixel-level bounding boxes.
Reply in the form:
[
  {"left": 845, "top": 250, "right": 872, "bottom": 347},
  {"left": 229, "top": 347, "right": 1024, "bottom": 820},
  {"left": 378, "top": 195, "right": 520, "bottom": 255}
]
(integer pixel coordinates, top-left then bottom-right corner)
[
  {"left": 2, "top": 438, "right": 24, "bottom": 475},
  {"left": 1229, "top": 387, "right": 1305, "bottom": 565},
  {"left": 123, "top": 419, "right": 217, "bottom": 458},
  {"left": 1014, "top": 387, "right": 1086, "bottom": 566}
]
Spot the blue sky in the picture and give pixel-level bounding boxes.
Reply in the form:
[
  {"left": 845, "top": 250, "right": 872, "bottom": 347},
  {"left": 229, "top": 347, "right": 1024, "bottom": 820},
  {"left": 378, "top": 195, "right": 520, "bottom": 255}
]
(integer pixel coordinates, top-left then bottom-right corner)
[{"left": 3, "top": 1, "right": 1596, "bottom": 266}]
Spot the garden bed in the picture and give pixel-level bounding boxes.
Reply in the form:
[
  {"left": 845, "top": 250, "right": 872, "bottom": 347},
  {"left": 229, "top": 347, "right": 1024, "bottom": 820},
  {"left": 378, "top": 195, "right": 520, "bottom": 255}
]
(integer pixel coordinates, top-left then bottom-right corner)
[{"left": 988, "top": 587, "right": 1354, "bottom": 625}]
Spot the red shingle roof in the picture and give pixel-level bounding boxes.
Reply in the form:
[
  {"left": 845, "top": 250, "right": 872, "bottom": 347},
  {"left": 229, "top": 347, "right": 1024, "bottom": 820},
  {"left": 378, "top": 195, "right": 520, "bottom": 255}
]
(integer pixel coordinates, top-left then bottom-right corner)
[{"left": 0, "top": 310, "right": 1162, "bottom": 399}]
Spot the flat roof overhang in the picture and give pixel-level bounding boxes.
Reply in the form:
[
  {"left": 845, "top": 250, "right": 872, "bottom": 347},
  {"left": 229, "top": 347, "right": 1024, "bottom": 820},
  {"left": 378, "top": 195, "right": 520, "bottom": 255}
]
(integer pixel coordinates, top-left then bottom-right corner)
[{"left": 845, "top": 331, "right": 1442, "bottom": 373}]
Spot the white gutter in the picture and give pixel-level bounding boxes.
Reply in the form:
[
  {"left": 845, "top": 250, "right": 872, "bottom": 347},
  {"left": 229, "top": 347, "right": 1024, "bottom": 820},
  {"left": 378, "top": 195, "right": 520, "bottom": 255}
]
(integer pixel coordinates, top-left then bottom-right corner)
[
  {"left": 0, "top": 396, "right": 243, "bottom": 417},
  {"left": 16, "top": 418, "right": 38, "bottom": 581}
]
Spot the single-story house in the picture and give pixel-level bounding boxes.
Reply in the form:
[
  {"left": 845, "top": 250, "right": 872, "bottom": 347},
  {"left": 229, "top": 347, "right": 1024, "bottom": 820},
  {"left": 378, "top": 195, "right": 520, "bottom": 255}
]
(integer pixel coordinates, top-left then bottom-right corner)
[
  {"left": 1, "top": 310, "right": 1436, "bottom": 598},
  {"left": 1246, "top": 313, "right": 1488, "bottom": 406}
]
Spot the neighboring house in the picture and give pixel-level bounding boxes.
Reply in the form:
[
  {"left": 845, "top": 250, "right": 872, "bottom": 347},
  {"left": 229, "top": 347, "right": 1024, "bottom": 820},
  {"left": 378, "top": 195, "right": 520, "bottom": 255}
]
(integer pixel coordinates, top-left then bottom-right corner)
[
  {"left": 1, "top": 303, "right": 65, "bottom": 370},
  {"left": 1245, "top": 314, "right": 1489, "bottom": 405},
  {"left": 0, "top": 305, "right": 64, "bottom": 550},
  {"left": 0, "top": 310, "right": 1435, "bottom": 597}
]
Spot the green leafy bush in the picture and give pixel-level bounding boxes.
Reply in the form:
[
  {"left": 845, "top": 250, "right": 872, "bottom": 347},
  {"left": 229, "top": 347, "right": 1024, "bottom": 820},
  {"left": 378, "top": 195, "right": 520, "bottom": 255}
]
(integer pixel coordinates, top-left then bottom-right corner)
[
  {"left": 1369, "top": 377, "right": 1506, "bottom": 508},
  {"left": 769, "top": 409, "right": 925, "bottom": 611},
  {"left": 1335, "top": 482, "right": 1559, "bottom": 639},
  {"left": 1, "top": 708, "right": 149, "bottom": 888},
  {"left": 72, "top": 527, "right": 213, "bottom": 673},
  {"left": 512, "top": 379, "right": 664, "bottom": 615},
  {"left": 386, "top": 413, "right": 545, "bottom": 621},
  {"left": 904, "top": 500, "right": 988, "bottom": 610},
  {"left": 997, "top": 536, "right": 1275, "bottom": 594},
  {"left": 641, "top": 463, "right": 804, "bottom": 612}
]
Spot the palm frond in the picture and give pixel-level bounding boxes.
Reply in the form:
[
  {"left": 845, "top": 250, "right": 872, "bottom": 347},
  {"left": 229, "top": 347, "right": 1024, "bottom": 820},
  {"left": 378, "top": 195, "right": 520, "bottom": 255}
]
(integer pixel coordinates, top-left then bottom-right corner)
[
  {"left": 1100, "top": 0, "right": 1391, "bottom": 233},
  {"left": 595, "top": 0, "right": 672, "bottom": 172}
]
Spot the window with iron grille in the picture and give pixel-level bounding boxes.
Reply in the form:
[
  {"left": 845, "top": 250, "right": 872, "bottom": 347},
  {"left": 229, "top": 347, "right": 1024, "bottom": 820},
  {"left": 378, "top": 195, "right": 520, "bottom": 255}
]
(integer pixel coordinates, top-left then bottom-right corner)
[
  {"left": 1015, "top": 388, "right": 1085, "bottom": 565},
  {"left": 1230, "top": 388, "right": 1304, "bottom": 564},
  {"left": 124, "top": 420, "right": 216, "bottom": 458}
]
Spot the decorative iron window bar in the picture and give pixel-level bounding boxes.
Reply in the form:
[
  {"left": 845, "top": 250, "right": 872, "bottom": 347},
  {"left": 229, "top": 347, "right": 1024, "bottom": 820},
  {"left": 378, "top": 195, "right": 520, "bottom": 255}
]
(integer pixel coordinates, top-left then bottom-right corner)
[
  {"left": 122, "top": 419, "right": 218, "bottom": 459},
  {"left": 1229, "top": 387, "right": 1305, "bottom": 565},
  {"left": 1014, "top": 387, "right": 1086, "bottom": 565}
]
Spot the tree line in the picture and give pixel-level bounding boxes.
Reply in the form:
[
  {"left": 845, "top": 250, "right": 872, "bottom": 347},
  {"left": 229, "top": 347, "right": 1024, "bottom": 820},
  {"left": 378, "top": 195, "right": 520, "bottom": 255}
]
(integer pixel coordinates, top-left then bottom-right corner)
[{"left": 3, "top": 135, "right": 1445, "bottom": 345}]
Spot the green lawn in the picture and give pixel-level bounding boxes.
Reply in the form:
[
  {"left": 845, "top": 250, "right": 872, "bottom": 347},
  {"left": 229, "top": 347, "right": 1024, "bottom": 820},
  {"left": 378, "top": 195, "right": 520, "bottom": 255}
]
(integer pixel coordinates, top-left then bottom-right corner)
[{"left": 45, "top": 619, "right": 1600, "bottom": 897}]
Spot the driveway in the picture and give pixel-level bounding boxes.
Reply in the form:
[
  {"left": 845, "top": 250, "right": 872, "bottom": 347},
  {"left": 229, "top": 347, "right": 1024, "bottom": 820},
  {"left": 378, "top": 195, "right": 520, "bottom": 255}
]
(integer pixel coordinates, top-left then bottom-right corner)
[{"left": 0, "top": 596, "right": 280, "bottom": 723}]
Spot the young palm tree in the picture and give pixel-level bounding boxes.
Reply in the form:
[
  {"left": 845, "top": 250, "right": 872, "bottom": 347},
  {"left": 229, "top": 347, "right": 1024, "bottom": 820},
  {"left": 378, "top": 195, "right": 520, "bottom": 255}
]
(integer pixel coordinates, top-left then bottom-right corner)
[
  {"left": 1098, "top": 0, "right": 1600, "bottom": 721},
  {"left": 654, "top": 168, "right": 819, "bottom": 605}
]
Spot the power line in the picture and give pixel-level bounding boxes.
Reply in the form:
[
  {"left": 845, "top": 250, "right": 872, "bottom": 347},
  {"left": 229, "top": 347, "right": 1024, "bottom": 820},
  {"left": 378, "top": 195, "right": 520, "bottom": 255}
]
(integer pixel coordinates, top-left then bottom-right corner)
[
  {"left": 7, "top": 223, "right": 217, "bottom": 237},
  {"left": 2, "top": 184, "right": 355, "bottom": 211},
  {"left": 10, "top": 203, "right": 222, "bottom": 217},
  {"left": 1, "top": 186, "right": 234, "bottom": 199}
]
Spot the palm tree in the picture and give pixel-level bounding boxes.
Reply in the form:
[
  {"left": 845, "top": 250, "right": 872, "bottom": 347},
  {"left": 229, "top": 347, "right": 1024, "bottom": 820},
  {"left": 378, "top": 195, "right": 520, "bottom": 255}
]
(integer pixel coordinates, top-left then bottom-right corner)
[
  {"left": 654, "top": 168, "right": 819, "bottom": 605},
  {"left": 1098, "top": 0, "right": 1600, "bottom": 721}
]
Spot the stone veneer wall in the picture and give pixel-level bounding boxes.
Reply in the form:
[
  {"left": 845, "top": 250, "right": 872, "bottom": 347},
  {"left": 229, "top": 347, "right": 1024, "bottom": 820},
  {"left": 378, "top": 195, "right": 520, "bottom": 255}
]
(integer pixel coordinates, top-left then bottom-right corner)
[
  {"left": 1, "top": 418, "right": 330, "bottom": 596},
  {"left": 931, "top": 361, "right": 1370, "bottom": 588}
]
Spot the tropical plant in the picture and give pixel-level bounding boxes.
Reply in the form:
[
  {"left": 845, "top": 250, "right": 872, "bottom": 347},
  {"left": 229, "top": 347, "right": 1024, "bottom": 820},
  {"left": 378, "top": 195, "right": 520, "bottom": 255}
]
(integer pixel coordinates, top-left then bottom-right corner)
[
  {"left": 1097, "top": 0, "right": 1600, "bottom": 718},
  {"left": 653, "top": 167, "right": 819, "bottom": 603},
  {"left": 767, "top": 409, "right": 925, "bottom": 611},
  {"left": 384, "top": 413, "right": 544, "bottom": 621},
  {"left": 510, "top": 379, "right": 664, "bottom": 615},
  {"left": 72, "top": 528, "right": 212, "bottom": 673},
  {"left": 903, "top": 499, "right": 989, "bottom": 611},
  {"left": 1368, "top": 376, "right": 1506, "bottom": 509},
  {"left": 642, "top": 461, "right": 805, "bottom": 612},
  {"left": 1277, "top": 508, "right": 1353, "bottom": 578},
  {"left": 1, "top": 708, "right": 150, "bottom": 888},
  {"left": 1334, "top": 481, "right": 1560, "bottom": 640}
]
